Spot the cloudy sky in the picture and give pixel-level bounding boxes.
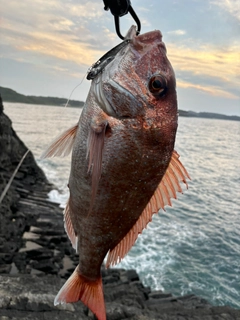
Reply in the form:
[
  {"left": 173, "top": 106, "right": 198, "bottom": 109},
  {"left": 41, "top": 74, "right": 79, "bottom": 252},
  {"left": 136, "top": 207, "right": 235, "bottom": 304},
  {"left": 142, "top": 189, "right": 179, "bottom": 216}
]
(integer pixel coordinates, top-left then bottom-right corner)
[{"left": 1, "top": 0, "right": 240, "bottom": 115}]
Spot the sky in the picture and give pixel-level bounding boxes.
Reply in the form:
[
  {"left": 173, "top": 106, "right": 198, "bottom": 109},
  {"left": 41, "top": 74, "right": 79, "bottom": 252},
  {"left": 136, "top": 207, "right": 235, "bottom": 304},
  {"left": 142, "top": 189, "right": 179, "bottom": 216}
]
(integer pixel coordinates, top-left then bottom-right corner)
[{"left": 0, "top": 0, "right": 240, "bottom": 115}]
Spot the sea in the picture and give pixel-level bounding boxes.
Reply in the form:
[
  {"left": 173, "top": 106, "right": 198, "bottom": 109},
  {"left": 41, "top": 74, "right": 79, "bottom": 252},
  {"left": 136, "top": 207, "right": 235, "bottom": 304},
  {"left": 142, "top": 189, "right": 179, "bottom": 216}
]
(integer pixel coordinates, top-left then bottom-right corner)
[{"left": 4, "top": 102, "right": 240, "bottom": 309}]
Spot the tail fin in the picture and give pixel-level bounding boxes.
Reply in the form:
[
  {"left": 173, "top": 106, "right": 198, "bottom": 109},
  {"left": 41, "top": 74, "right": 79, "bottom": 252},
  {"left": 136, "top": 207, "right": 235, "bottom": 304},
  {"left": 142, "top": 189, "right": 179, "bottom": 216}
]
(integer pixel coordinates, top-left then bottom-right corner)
[{"left": 54, "top": 266, "right": 106, "bottom": 320}]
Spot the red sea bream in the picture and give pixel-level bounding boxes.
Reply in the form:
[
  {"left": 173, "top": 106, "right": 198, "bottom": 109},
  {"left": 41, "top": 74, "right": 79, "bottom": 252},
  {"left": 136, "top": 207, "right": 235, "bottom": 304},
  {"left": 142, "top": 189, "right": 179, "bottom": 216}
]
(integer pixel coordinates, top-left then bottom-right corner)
[{"left": 42, "top": 26, "right": 190, "bottom": 320}]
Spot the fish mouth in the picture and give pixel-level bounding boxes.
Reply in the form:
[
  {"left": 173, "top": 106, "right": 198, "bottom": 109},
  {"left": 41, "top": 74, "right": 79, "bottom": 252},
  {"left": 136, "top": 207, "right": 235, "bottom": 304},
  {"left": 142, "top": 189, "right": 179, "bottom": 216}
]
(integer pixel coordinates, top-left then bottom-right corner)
[
  {"left": 126, "top": 26, "right": 163, "bottom": 46},
  {"left": 135, "top": 30, "right": 163, "bottom": 43},
  {"left": 125, "top": 26, "right": 167, "bottom": 56}
]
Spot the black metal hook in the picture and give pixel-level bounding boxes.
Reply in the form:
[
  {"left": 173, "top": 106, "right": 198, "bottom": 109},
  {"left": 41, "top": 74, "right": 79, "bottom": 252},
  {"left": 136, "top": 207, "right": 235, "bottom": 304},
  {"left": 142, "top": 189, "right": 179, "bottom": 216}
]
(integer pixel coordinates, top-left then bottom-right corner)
[
  {"left": 103, "top": 1, "right": 141, "bottom": 40},
  {"left": 114, "top": 5, "right": 141, "bottom": 40}
]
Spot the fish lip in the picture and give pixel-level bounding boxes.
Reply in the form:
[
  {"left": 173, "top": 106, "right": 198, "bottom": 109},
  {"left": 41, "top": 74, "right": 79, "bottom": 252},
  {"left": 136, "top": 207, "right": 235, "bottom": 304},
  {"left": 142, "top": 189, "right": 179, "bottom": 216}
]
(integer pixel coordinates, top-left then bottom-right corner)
[
  {"left": 136, "top": 30, "right": 162, "bottom": 42},
  {"left": 128, "top": 28, "right": 165, "bottom": 53},
  {"left": 125, "top": 26, "right": 162, "bottom": 43}
]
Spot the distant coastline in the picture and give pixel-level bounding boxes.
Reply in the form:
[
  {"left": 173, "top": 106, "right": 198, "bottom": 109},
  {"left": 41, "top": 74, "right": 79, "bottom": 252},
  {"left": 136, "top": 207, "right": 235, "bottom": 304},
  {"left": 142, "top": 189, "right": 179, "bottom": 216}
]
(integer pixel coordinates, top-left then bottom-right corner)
[
  {"left": 1, "top": 86, "right": 239, "bottom": 121},
  {"left": 0, "top": 86, "right": 84, "bottom": 108}
]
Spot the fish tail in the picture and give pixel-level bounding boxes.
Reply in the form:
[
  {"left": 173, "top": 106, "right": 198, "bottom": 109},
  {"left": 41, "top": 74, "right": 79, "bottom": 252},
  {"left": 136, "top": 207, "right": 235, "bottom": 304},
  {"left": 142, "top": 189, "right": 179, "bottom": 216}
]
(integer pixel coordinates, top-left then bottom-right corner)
[{"left": 54, "top": 266, "right": 106, "bottom": 320}]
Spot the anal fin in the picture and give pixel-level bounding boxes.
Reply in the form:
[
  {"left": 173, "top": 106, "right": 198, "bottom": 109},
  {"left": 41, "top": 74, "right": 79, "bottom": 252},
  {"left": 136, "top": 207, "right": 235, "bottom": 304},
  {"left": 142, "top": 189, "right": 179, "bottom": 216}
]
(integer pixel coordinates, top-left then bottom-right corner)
[
  {"left": 41, "top": 124, "right": 78, "bottom": 159},
  {"left": 106, "top": 150, "right": 190, "bottom": 267},
  {"left": 54, "top": 266, "right": 106, "bottom": 320}
]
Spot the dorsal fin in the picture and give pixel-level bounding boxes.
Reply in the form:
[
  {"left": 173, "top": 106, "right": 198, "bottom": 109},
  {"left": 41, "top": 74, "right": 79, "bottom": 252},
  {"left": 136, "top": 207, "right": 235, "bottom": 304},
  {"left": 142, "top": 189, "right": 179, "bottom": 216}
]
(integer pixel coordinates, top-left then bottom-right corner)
[
  {"left": 63, "top": 198, "right": 78, "bottom": 252},
  {"left": 41, "top": 124, "right": 78, "bottom": 159},
  {"left": 87, "top": 117, "right": 108, "bottom": 213},
  {"left": 106, "top": 150, "right": 190, "bottom": 267}
]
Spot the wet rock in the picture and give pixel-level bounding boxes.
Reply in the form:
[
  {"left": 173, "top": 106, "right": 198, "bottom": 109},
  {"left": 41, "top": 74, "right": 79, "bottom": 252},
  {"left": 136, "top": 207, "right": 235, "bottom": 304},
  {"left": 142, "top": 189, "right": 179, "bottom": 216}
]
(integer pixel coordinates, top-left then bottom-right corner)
[
  {"left": 149, "top": 290, "right": 172, "bottom": 299},
  {"left": 1, "top": 96, "right": 240, "bottom": 320},
  {"left": 29, "top": 258, "right": 60, "bottom": 274},
  {"left": 0, "top": 253, "right": 14, "bottom": 264},
  {"left": 0, "top": 264, "right": 11, "bottom": 274},
  {"left": 1, "top": 273, "right": 240, "bottom": 320},
  {"left": 105, "top": 302, "right": 142, "bottom": 320},
  {"left": 0, "top": 274, "right": 88, "bottom": 320}
]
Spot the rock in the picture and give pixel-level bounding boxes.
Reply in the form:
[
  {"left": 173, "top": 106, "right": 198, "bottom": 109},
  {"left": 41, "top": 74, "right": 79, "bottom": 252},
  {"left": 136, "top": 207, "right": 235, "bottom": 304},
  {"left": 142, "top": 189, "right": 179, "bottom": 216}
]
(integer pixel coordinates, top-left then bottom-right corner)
[
  {"left": 149, "top": 290, "right": 172, "bottom": 299},
  {"left": 0, "top": 274, "right": 88, "bottom": 320},
  {"left": 1, "top": 273, "right": 240, "bottom": 320},
  {"left": 0, "top": 264, "right": 11, "bottom": 274},
  {"left": 105, "top": 302, "right": 142, "bottom": 320},
  {"left": 120, "top": 269, "right": 139, "bottom": 283},
  {"left": 1, "top": 96, "right": 240, "bottom": 320},
  {"left": 0, "top": 95, "right": 53, "bottom": 273}
]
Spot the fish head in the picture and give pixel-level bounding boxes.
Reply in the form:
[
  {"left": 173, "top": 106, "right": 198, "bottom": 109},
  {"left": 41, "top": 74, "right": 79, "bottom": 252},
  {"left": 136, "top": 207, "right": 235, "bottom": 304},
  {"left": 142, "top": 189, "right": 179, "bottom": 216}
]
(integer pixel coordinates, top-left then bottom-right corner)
[{"left": 94, "top": 26, "right": 177, "bottom": 126}]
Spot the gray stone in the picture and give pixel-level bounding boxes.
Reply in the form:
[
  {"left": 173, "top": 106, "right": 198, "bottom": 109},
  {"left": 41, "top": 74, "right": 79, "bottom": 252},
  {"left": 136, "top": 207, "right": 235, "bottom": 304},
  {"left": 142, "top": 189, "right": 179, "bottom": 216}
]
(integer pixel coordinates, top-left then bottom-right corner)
[
  {"left": 149, "top": 290, "right": 172, "bottom": 300},
  {"left": 1, "top": 96, "right": 240, "bottom": 320}
]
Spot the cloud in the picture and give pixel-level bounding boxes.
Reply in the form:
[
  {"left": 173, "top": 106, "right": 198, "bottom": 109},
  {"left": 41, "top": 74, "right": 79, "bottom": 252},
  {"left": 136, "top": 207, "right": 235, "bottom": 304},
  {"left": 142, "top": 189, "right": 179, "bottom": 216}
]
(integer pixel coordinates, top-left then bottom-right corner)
[
  {"left": 1, "top": 0, "right": 114, "bottom": 69},
  {"left": 177, "top": 80, "right": 238, "bottom": 99},
  {"left": 211, "top": 0, "right": 240, "bottom": 21},
  {"left": 140, "top": 18, "right": 152, "bottom": 27},
  {"left": 49, "top": 18, "right": 75, "bottom": 32},
  {"left": 165, "top": 40, "right": 240, "bottom": 102},
  {"left": 67, "top": 2, "right": 105, "bottom": 19},
  {"left": 167, "top": 30, "right": 186, "bottom": 36},
  {"left": 167, "top": 43, "right": 240, "bottom": 91},
  {"left": 1, "top": 0, "right": 240, "bottom": 107}
]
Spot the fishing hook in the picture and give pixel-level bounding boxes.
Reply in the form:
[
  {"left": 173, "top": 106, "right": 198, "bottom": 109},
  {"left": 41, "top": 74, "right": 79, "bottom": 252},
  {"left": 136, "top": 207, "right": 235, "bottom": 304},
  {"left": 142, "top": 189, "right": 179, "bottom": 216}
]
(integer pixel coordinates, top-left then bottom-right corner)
[{"left": 103, "top": 0, "right": 141, "bottom": 40}]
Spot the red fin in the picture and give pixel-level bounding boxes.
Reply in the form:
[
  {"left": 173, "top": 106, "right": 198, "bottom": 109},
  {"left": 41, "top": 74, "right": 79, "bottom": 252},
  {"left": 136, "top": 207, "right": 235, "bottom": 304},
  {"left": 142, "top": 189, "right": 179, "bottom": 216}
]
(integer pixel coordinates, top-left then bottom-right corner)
[
  {"left": 41, "top": 124, "right": 78, "bottom": 159},
  {"left": 169, "top": 150, "right": 190, "bottom": 187},
  {"left": 63, "top": 199, "right": 77, "bottom": 251},
  {"left": 87, "top": 118, "right": 108, "bottom": 211},
  {"left": 54, "top": 266, "right": 106, "bottom": 320},
  {"left": 106, "top": 150, "right": 190, "bottom": 267}
]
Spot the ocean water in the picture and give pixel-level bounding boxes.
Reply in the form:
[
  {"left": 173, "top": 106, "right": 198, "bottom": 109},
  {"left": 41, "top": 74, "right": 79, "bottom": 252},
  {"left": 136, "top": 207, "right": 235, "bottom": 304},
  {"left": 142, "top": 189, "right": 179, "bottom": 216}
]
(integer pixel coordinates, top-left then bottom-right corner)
[{"left": 4, "top": 102, "right": 240, "bottom": 309}]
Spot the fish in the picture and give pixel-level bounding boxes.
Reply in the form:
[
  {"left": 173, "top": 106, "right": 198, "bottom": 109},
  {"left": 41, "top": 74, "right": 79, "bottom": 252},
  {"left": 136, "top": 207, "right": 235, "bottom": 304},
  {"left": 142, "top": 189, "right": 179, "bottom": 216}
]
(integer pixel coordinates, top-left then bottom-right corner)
[{"left": 42, "top": 26, "right": 190, "bottom": 320}]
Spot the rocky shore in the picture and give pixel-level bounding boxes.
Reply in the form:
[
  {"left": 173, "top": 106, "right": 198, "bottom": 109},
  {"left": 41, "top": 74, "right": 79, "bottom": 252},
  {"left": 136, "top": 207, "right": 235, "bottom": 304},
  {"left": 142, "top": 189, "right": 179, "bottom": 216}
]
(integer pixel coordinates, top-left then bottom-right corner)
[{"left": 0, "top": 95, "right": 239, "bottom": 319}]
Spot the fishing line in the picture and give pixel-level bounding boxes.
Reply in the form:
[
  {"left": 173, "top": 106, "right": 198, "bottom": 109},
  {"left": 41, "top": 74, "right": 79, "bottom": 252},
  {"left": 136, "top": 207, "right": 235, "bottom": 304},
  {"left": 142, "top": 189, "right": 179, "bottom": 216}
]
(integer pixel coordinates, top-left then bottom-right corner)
[
  {"left": 64, "top": 71, "right": 88, "bottom": 108},
  {"left": 0, "top": 150, "right": 30, "bottom": 204},
  {"left": 0, "top": 72, "right": 89, "bottom": 203}
]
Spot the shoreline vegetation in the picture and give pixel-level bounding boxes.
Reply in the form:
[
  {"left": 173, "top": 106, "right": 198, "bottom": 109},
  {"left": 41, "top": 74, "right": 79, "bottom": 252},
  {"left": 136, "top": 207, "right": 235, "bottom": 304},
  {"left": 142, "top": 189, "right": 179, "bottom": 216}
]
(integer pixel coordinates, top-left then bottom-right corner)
[{"left": 1, "top": 86, "right": 240, "bottom": 122}]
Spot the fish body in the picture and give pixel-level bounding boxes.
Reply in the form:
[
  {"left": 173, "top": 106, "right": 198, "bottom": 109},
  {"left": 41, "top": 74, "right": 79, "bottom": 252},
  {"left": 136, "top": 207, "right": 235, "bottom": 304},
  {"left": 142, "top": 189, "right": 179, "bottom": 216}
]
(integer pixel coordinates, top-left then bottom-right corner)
[{"left": 42, "top": 26, "right": 190, "bottom": 320}]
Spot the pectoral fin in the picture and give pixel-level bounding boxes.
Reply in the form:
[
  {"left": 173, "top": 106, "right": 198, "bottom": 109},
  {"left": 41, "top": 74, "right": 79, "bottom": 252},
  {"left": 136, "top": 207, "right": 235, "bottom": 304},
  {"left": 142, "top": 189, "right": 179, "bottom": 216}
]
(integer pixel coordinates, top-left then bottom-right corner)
[
  {"left": 106, "top": 150, "right": 190, "bottom": 267},
  {"left": 41, "top": 124, "right": 78, "bottom": 159},
  {"left": 87, "top": 116, "right": 108, "bottom": 212}
]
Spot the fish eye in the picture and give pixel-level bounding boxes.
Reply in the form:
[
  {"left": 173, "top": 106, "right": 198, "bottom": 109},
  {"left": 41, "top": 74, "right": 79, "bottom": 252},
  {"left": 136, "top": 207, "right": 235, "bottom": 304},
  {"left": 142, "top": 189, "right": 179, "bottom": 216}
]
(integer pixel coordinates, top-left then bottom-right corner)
[{"left": 148, "top": 75, "right": 167, "bottom": 97}]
